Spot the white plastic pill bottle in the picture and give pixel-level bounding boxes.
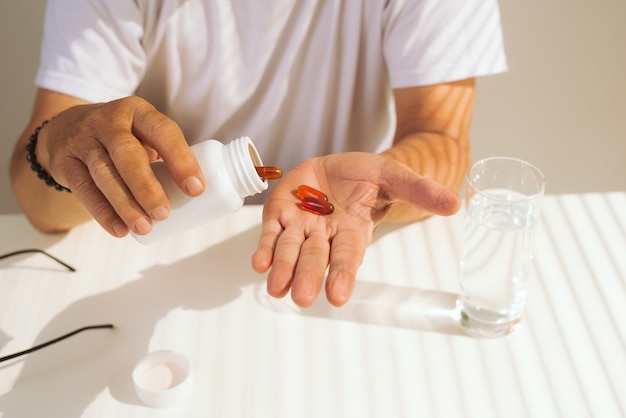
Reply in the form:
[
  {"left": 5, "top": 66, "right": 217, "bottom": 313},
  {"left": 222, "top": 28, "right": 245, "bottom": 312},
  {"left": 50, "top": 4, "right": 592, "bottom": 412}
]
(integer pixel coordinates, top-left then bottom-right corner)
[{"left": 133, "top": 136, "right": 267, "bottom": 244}]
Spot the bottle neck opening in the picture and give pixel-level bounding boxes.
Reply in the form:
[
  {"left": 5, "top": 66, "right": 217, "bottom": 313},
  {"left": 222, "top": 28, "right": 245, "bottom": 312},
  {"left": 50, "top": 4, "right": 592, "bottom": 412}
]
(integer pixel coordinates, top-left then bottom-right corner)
[{"left": 222, "top": 136, "right": 268, "bottom": 198}]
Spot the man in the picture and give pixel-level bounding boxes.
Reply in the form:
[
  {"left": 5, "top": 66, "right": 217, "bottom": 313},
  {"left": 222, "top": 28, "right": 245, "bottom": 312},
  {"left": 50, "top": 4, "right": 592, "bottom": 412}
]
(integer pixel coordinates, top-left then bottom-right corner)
[{"left": 10, "top": 0, "right": 507, "bottom": 307}]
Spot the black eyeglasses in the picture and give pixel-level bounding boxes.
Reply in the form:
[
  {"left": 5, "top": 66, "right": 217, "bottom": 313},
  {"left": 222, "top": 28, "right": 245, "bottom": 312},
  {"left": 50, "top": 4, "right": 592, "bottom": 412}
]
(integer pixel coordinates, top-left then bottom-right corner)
[
  {"left": 0, "top": 324, "right": 115, "bottom": 363},
  {"left": 0, "top": 248, "right": 76, "bottom": 272},
  {"left": 1, "top": 249, "right": 114, "bottom": 363}
]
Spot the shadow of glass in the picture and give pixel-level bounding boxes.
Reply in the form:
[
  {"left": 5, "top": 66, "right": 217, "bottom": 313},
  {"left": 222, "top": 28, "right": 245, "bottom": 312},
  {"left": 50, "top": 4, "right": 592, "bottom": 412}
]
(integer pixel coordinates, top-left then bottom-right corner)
[{"left": 255, "top": 280, "right": 465, "bottom": 336}]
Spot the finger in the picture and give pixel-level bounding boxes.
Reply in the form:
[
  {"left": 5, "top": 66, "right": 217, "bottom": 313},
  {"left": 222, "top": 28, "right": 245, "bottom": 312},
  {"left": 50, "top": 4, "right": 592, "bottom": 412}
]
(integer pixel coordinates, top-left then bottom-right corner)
[
  {"left": 290, "top": 231, "right": 330, "bottom": 307},
  {"left": 65, "top": 160, "right": 131, "bottom": 238},
  {"left": 101, "top": 130, "right": 172, "bottom": 223},
  {"left": 265, "top": 226, "right": 305, "bottom": 299},
  {"left": 251, "top": 220, "right": 284, "bottom": 273},
  {"left": 325, "top": 229, "right": 368, "bottom": 307},
  {"left": 80, "top": 143, "right": 155, "bottom": 235},
  {"left": 131, "top": 106, "right": 205, "bottom": 197}
]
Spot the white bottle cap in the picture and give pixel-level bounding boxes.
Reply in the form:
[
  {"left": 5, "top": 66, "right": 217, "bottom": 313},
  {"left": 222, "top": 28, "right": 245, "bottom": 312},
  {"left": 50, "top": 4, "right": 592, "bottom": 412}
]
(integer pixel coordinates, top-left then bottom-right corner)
[{"left": 132, "top": 350, "right": 192, "bottom": 408}]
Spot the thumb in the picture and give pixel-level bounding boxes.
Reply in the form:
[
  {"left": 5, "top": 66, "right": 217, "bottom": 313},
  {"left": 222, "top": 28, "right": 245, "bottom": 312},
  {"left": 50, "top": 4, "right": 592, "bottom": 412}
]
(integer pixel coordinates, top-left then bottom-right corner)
[
  {"left": 412, "top": 177, "right": 462, "bottom": 216},
  {"left": 386, "top": 167, "right": 462, "bottom": 216}
]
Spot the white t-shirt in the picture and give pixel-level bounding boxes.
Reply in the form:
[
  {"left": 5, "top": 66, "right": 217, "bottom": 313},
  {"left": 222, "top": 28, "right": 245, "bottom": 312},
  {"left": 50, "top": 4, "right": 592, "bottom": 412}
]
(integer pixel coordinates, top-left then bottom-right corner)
[{"left": 36, "top": 0, "right": 507, "bottom": 174}]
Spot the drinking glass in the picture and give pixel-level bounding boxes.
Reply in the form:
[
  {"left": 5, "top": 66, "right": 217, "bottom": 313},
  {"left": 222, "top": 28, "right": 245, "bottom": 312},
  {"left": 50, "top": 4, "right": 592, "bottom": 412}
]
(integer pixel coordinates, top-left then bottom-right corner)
[{"left": 457, "top": 157, "right": 545, "bottom": 338}]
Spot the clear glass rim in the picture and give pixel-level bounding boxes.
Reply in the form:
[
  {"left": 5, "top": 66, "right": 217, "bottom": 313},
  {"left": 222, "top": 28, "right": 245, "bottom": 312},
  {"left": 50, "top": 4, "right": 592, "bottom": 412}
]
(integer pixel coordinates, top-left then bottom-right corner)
[{"left": 467, "top": 156, "right": 546, "bottom": 202}]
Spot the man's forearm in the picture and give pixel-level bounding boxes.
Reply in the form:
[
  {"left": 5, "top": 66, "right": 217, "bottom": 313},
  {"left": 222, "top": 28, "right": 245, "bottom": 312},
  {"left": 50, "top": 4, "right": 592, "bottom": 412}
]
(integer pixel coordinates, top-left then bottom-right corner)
[{"left": 381, "top": 79, "right": 475, "bottom": 223}]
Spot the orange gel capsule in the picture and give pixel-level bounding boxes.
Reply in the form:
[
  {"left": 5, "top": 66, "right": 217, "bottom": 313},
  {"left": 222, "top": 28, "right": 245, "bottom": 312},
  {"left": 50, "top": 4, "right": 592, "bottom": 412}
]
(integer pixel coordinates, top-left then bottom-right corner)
[
  {"left": 255, "top": 166, "right": 283, "bottom": 181},
  {"left": 300, "top": 197, "right": 334, "bottom": 215},
  {"left": 296, "top": 184, "right": 328, "bottom": 201}
]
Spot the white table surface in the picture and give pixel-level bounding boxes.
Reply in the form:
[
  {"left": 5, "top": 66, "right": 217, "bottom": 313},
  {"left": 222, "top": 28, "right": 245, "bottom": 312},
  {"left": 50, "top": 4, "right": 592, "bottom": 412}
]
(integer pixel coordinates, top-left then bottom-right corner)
[{"left": 1, "top": 193, "right": 625, "bottom": 418}]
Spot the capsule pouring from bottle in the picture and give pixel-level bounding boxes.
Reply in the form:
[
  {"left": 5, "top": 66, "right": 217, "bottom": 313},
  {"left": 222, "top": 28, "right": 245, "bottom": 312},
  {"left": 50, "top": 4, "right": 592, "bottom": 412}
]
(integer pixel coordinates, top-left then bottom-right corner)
[{"left": 255, "top": 166, "right": 283, "bottom": 181}]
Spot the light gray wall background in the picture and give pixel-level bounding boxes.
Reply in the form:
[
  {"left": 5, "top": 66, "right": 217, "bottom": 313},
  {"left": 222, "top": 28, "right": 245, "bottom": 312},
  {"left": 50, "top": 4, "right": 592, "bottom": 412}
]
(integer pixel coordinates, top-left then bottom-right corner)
[{"left": 1, "top": 1, "right": 624, "bottom": 215}]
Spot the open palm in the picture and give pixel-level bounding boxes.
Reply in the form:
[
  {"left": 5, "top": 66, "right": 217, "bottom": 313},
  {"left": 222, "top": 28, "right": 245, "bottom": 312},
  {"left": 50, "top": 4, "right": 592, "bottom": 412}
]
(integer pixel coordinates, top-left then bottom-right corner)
[{"left": 252, "top": 152, "right": 461, "bottom": 307}]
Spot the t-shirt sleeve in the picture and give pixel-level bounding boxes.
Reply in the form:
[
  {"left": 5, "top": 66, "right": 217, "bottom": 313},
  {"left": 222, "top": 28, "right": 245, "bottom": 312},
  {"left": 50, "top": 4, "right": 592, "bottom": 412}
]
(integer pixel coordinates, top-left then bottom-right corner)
[
  {"left": 35, "top": 0, "right": 147, "bottom": 102},
  {"left": 383, "top": 0, "right": 508, "bottom": 88}
]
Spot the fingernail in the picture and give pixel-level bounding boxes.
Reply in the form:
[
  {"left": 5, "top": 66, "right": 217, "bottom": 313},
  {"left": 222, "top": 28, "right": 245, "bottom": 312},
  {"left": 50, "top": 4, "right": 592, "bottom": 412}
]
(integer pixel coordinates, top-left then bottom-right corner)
[
  {"left": 134, "top": 217, "right": 152, "bottom": 235},
  {"left": 151, "top": 205, "right": 170, "bottom": 221},
  {"left": 112, "top": 221, "right": 129, "bottom": 237},
  {"left": 184, "top": 176, "right": 204, "bottom": 195}
]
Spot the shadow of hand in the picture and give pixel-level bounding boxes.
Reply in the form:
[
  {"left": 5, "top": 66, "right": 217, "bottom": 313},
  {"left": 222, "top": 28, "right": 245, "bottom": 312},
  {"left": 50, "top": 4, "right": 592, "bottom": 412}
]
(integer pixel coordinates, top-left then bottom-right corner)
[{"left": 0, "top": 224, "right": 264, "bottom": 417}]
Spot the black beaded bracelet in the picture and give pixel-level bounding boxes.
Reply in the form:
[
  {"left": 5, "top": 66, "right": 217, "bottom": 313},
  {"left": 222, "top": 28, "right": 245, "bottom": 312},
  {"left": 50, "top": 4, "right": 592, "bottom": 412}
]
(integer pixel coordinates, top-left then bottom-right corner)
[{"left": 26, "top": 120, "right": 72, "bottom": 193}]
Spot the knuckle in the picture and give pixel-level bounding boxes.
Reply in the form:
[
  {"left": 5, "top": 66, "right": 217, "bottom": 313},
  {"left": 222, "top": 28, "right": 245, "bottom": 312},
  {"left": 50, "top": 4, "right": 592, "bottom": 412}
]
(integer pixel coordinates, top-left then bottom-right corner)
[
  {"left": 107, "top": 137, "right": 146, "bottom": 163},
  {"left": 68, "top": 175, "right": 93, "bottom": 197},
  {"left": 132, "top": 182, "right": 164, "bottom": 205},
  {"left": 150, "top": 116, "right": 180, "bottom": 136},
  {"left": 90, "top": 199, "right": 116, "bottom": 220},
  {"left": 146, "top": 117, "right": 183, "bottom": 148},
  {"left": 89, "top": 158, "right": 117, "bottom": 182}
]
